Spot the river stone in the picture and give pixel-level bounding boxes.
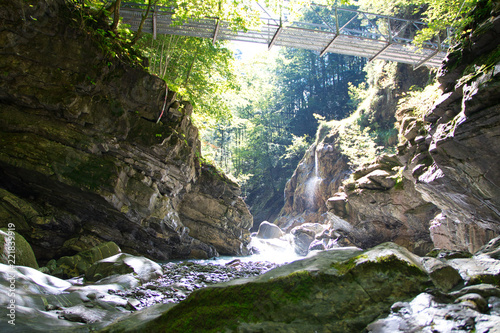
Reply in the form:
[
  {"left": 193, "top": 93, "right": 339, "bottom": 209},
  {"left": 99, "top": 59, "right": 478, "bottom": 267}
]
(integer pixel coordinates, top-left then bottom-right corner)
[
  {"left": 256, "top": 221, "right": 284, "bottom": 239},
  {"left": 291, "top": 223, "right": 328, "bottom": 256},
  {"left": 290, "top": 227, "right": 315, "bottom": 256},
  {"left": 61, "top": 304, "right": 108, "bottom": 323},
  {"left": 85, "top": 253, "right": 162, "bottom": 283},
  {"left": 0, "top": 228, "right": 38, "bottom": 269},
  {"left": 107, "top": 243, "right": 432, "bottom": 332}
]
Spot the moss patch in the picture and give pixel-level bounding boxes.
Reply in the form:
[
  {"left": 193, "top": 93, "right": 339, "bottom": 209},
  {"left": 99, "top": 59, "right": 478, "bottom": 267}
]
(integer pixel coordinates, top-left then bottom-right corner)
[{"left": 141, "top": 271, "right": 319, "bottom": 333}]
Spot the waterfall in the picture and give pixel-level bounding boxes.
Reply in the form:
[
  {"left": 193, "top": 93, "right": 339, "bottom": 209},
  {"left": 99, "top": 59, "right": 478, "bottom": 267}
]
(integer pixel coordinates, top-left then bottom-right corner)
[
  {"left": 314, "top": 148, "right": 319, "bottom": 178},
  {"left": 305, "top": 147, "right": 322, "bottom": 209}
]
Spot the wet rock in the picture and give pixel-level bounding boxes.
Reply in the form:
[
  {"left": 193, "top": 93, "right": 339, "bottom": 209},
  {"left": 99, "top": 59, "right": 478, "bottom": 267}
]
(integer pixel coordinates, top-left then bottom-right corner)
[
  {"left": 366, "top": 292, "right": 500, "bottom": 333},
  {"left": 256, "top": 221, "right": 284, "bottom": 239},
  {"left": 0, "top": 254, "right": 277, "bottom": 331},
  {"left": 421, "top": 257, "right": 463, "bottom": 291},
  {"left": 60, "top": 304, "right": 107, "bottom": 323},
  {"left": 455, "top": 293, "right": 488, "bottom": 312},
  {"left": 290, "top": 223, "right": 327, "bottom": 256},
  {"left": 50, "top": 241, "right": 121, "bottom": 278},
  {"left": 426, "top": 247, "right": 473, "bottom": 259}
]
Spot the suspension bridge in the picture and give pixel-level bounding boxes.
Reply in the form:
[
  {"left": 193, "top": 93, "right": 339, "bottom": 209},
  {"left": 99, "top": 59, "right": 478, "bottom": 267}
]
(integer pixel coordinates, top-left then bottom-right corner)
[{"left": 120, "top": 2, "right": 449, "bottom": 68}]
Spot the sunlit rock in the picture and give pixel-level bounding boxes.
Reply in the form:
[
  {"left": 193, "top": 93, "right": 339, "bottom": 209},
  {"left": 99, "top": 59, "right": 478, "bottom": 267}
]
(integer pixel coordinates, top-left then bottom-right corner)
[{"left": 256, "top": 221, "right": 284, "bottom": 239}]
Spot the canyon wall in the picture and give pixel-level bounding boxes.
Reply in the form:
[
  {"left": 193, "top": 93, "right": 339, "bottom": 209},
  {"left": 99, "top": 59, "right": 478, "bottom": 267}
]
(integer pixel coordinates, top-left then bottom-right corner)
[
  {"left": 0, "top": 0, "right": 252, "bottom": 263},
  {"left": 278, "top": 1, "right": 500, "bottom": 254}
]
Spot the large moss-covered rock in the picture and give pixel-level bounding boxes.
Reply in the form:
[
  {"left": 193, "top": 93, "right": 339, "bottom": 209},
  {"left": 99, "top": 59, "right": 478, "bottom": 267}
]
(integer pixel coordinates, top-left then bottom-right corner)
[
  {"left": 49, "top": 241, "right": 121, "bottom": 278},
  {"left": 0, "top": 0, "right": 250, "bottom": 262},
  {"left": 102, "top": 243, "right": 432, "bottom": 332},
  {"left": 0, "top": 228, "right": 38, "bottom": 269}
]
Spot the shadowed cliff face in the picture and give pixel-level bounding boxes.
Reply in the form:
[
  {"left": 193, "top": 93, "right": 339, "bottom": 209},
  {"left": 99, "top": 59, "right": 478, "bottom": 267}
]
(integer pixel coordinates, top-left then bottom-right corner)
[{"left": 0, "top": 0, "right": 251, "bottom": 262}]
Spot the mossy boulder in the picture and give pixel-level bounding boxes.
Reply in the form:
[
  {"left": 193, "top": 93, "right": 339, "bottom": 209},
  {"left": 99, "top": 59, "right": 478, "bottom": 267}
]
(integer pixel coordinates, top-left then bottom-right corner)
[
  {"left": 51, "top": 241, "right": 121, "bottom": 278},
  {"left": 102, "top": 243, "right": 432, "bottom": 332},
  {"left": 0, "top": 228, "right": 39, "bottom": 269}
]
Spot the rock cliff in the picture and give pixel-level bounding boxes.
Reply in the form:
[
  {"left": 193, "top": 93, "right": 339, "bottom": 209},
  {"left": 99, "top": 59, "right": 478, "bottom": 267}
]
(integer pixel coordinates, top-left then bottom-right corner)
[
  {"left": 399, "top": 1, "right": 500, "bottom": 252},
  {"left": 276, "top": 61, "right": 437, "bottom": 255},
  {"left": 277, "top": 1, "right": 500, "bottom": 255},
  {"left": 0, "top": 0, "right": 252, "bottom": 262}
]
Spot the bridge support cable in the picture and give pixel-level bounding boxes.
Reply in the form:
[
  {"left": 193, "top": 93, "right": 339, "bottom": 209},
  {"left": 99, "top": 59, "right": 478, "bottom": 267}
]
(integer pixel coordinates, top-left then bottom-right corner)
[
  {"left": 414, "top": 35, "right": 442, "bottom": 70},
  {"left": 313, "top": 6, "right": 340, "bottom": 57},
  {"left": 213, "top": 19, "right": 220, "bottom": 45},
  {"left": 369, "top": 17, "right": 392, "bottom": 62},
  {"left": 320, "top": 9, "right": 360, "bottom": 57},
  {"left": 268, "top": 23, "right": 283, "bottom": 50}
]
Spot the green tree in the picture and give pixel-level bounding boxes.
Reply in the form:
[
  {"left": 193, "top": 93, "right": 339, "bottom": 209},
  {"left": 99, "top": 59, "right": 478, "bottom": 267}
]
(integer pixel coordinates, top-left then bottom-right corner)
[
  {"left": 353, "top": 0, "right": 478, "bottom": 45},
  {"left": 137, "top": 35, "right": 237, "bottom": 118}
]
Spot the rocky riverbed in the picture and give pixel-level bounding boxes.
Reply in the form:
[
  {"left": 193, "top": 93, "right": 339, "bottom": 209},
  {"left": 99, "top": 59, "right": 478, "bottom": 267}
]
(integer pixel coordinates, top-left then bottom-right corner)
[
  {"left": 0, "top": 253, "right": 279, "bottom": 332},
  {"left": 113, "top": 260, "right": 278, "bottom": 310}
]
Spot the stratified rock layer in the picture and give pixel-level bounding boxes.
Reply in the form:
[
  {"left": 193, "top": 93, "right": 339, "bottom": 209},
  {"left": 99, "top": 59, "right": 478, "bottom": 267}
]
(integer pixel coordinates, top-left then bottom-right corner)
[
  {"left": 0, "top": 0, "right": 251, "bottom": 262},
  {"left": 399, "top": 2, "right": 500, "bottom": 252}
]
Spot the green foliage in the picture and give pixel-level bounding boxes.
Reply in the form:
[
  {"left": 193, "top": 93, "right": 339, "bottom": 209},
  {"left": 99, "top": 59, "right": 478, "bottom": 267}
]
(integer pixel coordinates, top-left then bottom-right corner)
[
  {"left": 273, "top": 42, "right": 366, "bottom": 138},
  {"left": 354, "top": 0, "right": 478, "bottom": 47},
  {"left": 283, "top": 135, "right": 311, "bottom": 161},
  {"left": 397, "top": 81, "right": 441, "bottom": 118},
  {"left": 66, "top": 0, "right": 142, "bottom": 66},
  {"left": 315, "top": 120, "right": 337, "bottom": 144},
  {"left": 336, "top": 113, "right": 384, "bottom": 168},
  {"left": 138, "top": 35, "right": 237, "bottom": 119}
]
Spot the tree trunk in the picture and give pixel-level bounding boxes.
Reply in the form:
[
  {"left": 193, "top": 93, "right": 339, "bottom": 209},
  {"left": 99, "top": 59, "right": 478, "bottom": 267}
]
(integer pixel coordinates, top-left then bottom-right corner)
[
  {"left": 110, "top": 0, "right": 121, "bottom": 32},
  {"left": 131, "top": 0, "right": 155, "bottom": 45}
]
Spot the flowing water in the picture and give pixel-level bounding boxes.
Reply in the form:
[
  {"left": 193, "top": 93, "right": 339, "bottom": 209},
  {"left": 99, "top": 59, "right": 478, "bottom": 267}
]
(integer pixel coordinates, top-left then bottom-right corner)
[
  {"left": 189, "top": 235, "right": 304, "bottom": 266},
  {"left": 305, "top": 148, "right": 323, "bottom": 209}
]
